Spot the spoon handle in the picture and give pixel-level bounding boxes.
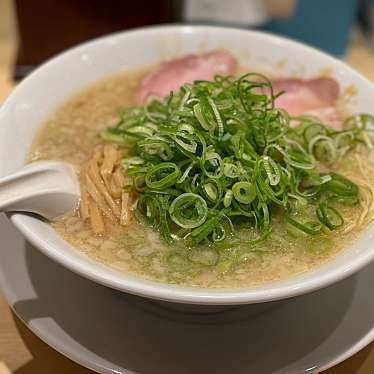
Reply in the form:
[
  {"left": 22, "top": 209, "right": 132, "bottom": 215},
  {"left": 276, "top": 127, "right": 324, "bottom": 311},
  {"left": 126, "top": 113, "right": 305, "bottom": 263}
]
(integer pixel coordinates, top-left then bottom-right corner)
[{"left": 0, "top": 161, "right": 80, "bottom": 220}]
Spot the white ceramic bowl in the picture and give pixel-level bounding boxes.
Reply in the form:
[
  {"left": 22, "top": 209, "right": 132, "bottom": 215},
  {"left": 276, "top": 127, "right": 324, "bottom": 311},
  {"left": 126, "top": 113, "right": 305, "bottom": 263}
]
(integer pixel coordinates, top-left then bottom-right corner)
[{"left": 1, "top": 25, "right": 374, "bottom": 305}]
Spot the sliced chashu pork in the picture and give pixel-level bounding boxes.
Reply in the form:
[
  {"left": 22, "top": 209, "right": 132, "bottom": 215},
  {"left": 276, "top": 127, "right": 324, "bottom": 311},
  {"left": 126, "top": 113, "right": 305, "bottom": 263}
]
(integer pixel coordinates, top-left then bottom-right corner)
[
  {"left": 136, "top": 51, "right": 341, "bottom": 128},
  {"left": 136, "top": 50, "right": 237, "bottom": 105},
  {"left": 271, "top": 77, "right": 341, "bottom": 129}
]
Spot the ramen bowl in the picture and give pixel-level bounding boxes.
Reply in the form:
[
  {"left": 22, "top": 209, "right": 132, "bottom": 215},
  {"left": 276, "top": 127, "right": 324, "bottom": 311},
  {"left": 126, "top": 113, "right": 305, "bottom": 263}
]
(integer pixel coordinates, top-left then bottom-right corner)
[{"left": 1, "top": 25, "right": 374, "bottom": 305}]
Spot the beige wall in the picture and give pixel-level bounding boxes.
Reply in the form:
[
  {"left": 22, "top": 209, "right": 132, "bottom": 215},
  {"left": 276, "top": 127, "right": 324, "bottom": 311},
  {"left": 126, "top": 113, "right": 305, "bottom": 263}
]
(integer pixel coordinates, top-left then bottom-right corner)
[
  {"left": 0, "top": 0, "right": 16, "bottom": 39},
  {"left": 0, "top": 0, "right": 16, "bottom": 101}
]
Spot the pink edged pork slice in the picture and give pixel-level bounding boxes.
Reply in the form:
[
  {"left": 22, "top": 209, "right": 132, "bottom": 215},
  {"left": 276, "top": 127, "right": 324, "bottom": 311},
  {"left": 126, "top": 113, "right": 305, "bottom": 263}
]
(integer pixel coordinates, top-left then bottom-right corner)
[
  {"left": 271, "top": 77, "right": 342, "bottom": 129},
  {"left": 136, "top": 50, "right": 238, "bottom": 105}
]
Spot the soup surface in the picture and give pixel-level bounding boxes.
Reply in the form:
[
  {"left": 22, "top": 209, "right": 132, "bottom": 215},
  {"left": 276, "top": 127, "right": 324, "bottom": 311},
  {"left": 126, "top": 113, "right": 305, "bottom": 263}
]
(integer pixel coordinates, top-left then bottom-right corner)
[{"left": 28, "top": 66, "right": 374, "bottom": 288}]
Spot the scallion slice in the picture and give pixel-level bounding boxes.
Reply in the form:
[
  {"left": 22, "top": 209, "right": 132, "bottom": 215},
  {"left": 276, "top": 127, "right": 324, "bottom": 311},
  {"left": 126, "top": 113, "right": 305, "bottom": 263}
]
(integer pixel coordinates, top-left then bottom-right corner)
[
  {"left": 284, "top": 212, "right": 321, "bottom": 235},
  {"left": 232, "top": 181, "right": 256, "bottom": 204},
  {"left": 169, "top": 193, "right": 208, "bottom": 229},
  {"left": 145, "top": 163, "right": 181, "bottom": 190},
  {"left": 316, "top": 201, "right": 344, "bottom": 230}
]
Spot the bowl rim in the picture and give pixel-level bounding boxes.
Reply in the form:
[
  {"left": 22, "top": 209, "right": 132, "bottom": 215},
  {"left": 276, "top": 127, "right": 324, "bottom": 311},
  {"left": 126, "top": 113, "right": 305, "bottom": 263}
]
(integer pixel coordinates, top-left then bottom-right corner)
[{"left": 3, "top": 24, "right": 374, "bottom": 305}]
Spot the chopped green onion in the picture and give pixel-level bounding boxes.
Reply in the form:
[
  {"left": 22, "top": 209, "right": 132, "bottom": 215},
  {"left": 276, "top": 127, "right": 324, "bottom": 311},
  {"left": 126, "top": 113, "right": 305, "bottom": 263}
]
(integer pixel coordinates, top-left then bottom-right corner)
[
  {"left": 232, "top": 181, "right": 256, "bottom": 204},
  {"left": 174, "top": 133, "right": 197, "bottom": 153},
  {"left": 263, "top": 156, "right": 280, "bottom": 186},
  {"left": 201, "top": 151, "right": 223, "bottom": 178},
  {"left": 224, "top": 190, "right": 233, "bottom": 208},
  {"left": 223, "top": 163, "right": 240, "bottom": 178},
  {"left": 208, "top": 97, "right": 224, "bottom": 138},
  {"left": 323, "top": 173, "right": 359, "bottom": 198},
  {"left": 308, "top": 135, "right": 337, "bottom": 163},
  {"left": 284, "top": 211, "right": 321, "bottom": 235},
  {"left": 302, "top": 122, "right": 327, "bottom": 143},
  {"left": 169, "top": 193, "right": 208, "bottom": 229},
  {"left": 194, "top": 103, "right": 211, "bottom": 132},
  {"left": 101, "top": 72, "right": 368, "bottom": 248},
  {"left": 203, "top": 183, "right": 218, "bottom": 201},
  {"left": 316, "top": 201, "right": 344, "bottom": 230},
  {"left": 177, "top": 162, "right": 195, "bottom": 184},
  {"left": 145, "top": 163, "right": 180, "bottom": 189}
]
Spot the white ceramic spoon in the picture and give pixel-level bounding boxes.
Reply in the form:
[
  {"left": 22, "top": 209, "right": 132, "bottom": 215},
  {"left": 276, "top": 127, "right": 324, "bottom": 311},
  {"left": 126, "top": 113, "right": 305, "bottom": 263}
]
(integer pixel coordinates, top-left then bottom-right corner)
[{"left": 0, "top": 161, "right": 80, "bottom": 220}]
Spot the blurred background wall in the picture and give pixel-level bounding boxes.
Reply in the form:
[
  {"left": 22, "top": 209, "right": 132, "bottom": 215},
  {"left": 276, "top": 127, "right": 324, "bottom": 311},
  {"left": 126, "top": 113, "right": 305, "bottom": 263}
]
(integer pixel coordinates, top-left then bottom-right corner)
[
  {"left": 0, "top": 0, "right": 16, "bottom": 101},
  {"left": 0, "top": 0, "right": 373, "bottom": 102}
]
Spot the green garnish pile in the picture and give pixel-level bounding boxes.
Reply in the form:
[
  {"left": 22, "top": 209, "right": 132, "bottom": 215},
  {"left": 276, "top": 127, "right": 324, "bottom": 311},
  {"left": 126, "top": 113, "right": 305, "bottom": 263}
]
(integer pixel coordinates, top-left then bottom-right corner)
[{"left": 102, "top": 73, "right": 373, "bottom": 248}]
